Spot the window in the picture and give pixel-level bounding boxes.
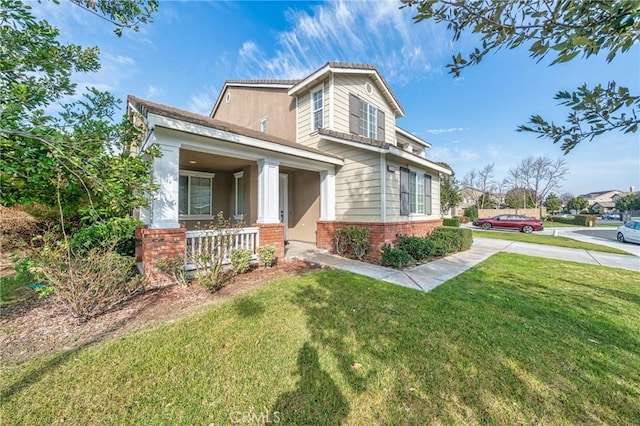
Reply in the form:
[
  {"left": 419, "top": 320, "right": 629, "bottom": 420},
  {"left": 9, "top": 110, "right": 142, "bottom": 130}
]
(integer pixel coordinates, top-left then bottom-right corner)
[
  {"left": 312, "top": 89, "right": 323, "bottom": 130},
  {"left": 260, "top": 117, "right": 267, "bottom": 133},
  {"left": 179, "top": 171, "right": 214, "bottom": 217},
  {"left": 349, "top": 93, "right": 385, "bottom": 141},
  {"left": 400, "top": 168, "right": 432, "bottom": 216},
  {"left": 358, "top": 102, "right": 377, "bottom": 139},
  {"left": 234, "top": 171, "right": 244, "bottom": 219}
]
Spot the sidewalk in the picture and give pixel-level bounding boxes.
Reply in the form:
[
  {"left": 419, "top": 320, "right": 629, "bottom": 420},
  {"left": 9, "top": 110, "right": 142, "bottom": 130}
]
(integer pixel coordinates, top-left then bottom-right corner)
[{"left": 285, "top": 237, "right": 639, "bottom": 293}]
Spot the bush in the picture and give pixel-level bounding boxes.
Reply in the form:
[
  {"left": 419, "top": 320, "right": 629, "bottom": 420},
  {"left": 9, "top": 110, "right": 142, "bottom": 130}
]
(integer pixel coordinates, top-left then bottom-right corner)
[
  {"left": 380, "top": 244, "right": 413, "bottom": 268},
  {"left": 575, "top": 214, "right": 597, "bottom": 227},
  {"left": 430, "top": 227, "right": 473, "bottom": 252},
  {"left": 31, "top": 245, "right": 145, "bottom": 321},
  {"left": 156, "top": 256, "right": 188, "bottom": 286},
  {"left": 463, "top": 206, "right": 478, "bottom": 220},
  {"left": 397, "top": 235, "right": 433, "bottom": 262},
  {"left": 231, "top": 249, "right": 252, "bottom": 274},
  {"left": 550, "top": 216, "right": 575, "bottom": 225},
  {"left": 258, "top": 245, "right": 276, "bottom": 267},
  {"left": 443, "top": 217, "right": 460, "bottom": 227},
  {"left": 71, "top": 217, "right": 141, "bottom": 257},
  {"left": 333, "top": 227, "right": 370, "bottom": 260}
]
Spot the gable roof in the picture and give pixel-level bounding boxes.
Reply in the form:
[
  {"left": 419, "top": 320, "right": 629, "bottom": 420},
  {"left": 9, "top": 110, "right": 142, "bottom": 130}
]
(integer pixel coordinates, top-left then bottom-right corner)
[
  {"left": 396, "top": 127, "right": 431, "bottom": 148},
  {"left": 209, "top": 79, "right": 299, "bottom": 118},
  {"left": 127, "top": 95, "right": 342, "bottom": 161},
  {"left": 579, "top": 189, "right": 624, "bottom": 199},
  {"left": 288, "top": 62, "right": 404, "bottom": 117}
]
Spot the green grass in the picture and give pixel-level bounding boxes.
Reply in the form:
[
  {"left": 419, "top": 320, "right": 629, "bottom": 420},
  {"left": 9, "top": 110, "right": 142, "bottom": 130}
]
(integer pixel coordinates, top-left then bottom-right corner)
[
  {"left": 2, "top": 255, "right": 639, "bottom": 424},
  {"left": 0, "top": 273, "right": 35, "bottom": 310},
  {"left": 473, "top": 230, "right": 630, "bottom": 255}
]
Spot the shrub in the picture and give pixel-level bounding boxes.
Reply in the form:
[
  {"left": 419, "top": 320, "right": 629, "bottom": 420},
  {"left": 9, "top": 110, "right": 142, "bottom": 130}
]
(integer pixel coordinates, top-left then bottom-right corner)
[
  {"left": 430, "top": 227, "right": 473, "bottom": 252},
  {"left": 443, "top": 217, "right": 460, "bottom": 227},
  {"left": 550, "top": 216, "right": 575, "bottom": 225},
  {"left": 31, "top": 244, "right": 145, "bottom": 321},
  {"left": 463, "top": 206, "right": 478, "bottom": 220},
  {"left": 231, "top": 249, "right": 252, "bottom": 274},
  {"left": 380, "top": 244, "right": 413, "bottom": 268},
  {"left": 397, "top": 235, "right": 433, "bottom": 262},
  {"left": 71, "top": 217, "right": 141, "bottom": 257},
  {"left": 258, "top": 245, "right": 276, "bottom": 267},
  {"left": 575, "top": 214, "right": 597, "bottom": 227},
  {"left": 333, "top": 226, "right": 370, "bottom": 260},
  {"left": 156, "top": 256, "right": 188, "bottom": 286}
]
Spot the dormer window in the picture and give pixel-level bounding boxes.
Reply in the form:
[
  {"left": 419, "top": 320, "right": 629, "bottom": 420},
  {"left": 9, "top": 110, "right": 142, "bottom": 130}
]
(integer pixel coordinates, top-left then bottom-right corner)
[{"left": 312, "top": 88, "right": 323, "bottom": 130}]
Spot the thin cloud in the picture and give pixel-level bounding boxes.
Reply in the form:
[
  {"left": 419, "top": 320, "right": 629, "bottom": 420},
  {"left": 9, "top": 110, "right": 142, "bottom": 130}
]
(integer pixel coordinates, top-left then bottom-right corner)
[
  {"left": 232, "top": 0, "right": 450, "bottom": 82},
  {"left": 427, "top": 127, "right": 468, "bottom": 134},
  {"left": 186, "top": 86, "right": 219, "bottom": 116},
  {"left": 146, "top": 85, "right": 161, "bottom": 99}
]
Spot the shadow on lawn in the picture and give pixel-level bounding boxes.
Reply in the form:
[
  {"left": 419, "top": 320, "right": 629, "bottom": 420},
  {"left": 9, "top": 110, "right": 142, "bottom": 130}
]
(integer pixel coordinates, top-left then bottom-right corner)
[
  {"left": 272, "top": 342, "right": 348, "bottom": 425},
  {"left": 289, "top": 256, "right": 640, "bottom": 424}
]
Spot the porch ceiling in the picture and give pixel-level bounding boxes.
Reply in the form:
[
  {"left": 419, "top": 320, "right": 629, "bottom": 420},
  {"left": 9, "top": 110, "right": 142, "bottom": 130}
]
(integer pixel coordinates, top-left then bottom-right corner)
[{"left": 180, "top": 149, "right": 251, "bottom": 172}]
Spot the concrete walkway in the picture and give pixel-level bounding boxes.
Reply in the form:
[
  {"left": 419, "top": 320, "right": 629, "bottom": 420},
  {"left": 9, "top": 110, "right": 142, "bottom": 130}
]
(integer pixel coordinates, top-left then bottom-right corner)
[{"left": 285, "top": 237, "right": 640, "bottom": 293}]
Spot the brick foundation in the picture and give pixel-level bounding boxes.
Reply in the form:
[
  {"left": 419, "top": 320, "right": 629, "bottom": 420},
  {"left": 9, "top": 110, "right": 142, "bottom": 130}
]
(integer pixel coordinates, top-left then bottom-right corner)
[
  {"left": 136, "top": 227, "right": 186, "bottom": 283},
  {"left": 255, "top": 223, "right": 285, "bottom": 263},
  {"left": 316, "top": 219, "right": 443, "bottom": 260}
]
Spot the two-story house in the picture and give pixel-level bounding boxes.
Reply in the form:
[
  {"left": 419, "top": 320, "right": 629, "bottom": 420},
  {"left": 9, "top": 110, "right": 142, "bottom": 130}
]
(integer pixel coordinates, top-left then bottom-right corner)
[{"left": 129, "top": 62, "right": 452, "bottom": 278}]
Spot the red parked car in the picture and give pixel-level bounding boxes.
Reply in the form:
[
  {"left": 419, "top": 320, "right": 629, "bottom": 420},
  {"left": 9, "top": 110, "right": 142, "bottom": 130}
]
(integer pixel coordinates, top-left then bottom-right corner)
[{"left": 472, "top": 214, "right": 544, "bottom": 233}]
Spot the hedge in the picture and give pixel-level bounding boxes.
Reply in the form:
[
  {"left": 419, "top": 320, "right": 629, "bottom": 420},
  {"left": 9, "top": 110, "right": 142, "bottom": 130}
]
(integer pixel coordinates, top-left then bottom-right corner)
[{"left": 443, "top": 217, "right": 460, "bottom": 227}]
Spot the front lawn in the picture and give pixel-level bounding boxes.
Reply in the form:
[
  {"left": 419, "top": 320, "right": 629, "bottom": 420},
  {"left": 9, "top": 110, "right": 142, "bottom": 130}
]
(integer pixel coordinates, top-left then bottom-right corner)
[
  {"left": 473, "top": 230, "right": 630, "bottom": 255},
  {"left": 2, "top": 254, "right": 639, "bottom": 424}
]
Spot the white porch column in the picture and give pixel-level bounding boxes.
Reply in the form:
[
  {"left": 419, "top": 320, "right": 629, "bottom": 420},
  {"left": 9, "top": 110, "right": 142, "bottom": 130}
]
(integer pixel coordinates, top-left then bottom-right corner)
[
  {"left": 319, "top": 169, "right": 336, "bottom": 220},
  {"left": 150, "top": 142, "right": 181, "bottom": 229},
  {"left": 257, "top": 158, "right": 280, "bottom": 223}
]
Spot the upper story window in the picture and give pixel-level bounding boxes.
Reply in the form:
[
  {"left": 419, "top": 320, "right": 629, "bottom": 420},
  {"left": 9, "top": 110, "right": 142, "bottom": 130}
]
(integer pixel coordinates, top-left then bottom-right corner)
[
  {"left": 312, "top": 89, "right": 323, "bottom": 131},
  {"left": 358, "top": 102, "right": 377, "bottom": 139},
  {"left": 349, "top": 93, "right": 385, "bottom": 142},
  {"left": 260, "top": 117, "right": 267, "bottom": 133},
  {"left": 179, "top": 170, "right": 215, "bottom": 217}
]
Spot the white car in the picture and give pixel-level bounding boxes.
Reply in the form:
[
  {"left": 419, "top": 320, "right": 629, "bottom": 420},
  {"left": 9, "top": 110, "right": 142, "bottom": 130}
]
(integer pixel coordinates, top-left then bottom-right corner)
[{"left": 617, "top": 220, "right": 640, "bottom": 244}]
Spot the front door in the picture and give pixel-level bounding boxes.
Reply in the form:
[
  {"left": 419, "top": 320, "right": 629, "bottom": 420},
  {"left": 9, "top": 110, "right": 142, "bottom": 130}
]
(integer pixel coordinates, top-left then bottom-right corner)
[{"left": 279, "top": 173, "right": 288, "bottom": 241}]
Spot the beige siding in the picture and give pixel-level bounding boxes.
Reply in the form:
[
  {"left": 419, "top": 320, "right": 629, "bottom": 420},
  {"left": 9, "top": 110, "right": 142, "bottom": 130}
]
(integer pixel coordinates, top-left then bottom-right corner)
[
  {"left": 213, "top": 86, "right": 295, "bottom": 141},
  {"left": 386, "top": 160, "right": 441, "bottom": 221},
  {"left": 332, "top": 74, "right": 396, "bottom": 145},
  {"left": 315, "top": 140, "right": 381, "bottom": 222},
  {"left": 296, "top": 81, "right": 329, "bottom": 149}
]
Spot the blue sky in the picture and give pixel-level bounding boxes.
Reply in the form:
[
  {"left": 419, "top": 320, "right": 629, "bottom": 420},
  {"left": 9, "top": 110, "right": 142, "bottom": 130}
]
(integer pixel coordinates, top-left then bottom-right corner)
[{"left": 34, "top": 0, "right": 640, "bottom": 196}]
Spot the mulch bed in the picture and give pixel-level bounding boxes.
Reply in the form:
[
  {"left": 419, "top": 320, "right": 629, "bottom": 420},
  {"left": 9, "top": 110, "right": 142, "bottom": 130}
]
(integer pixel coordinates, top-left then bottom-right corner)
[{"left": 0, "top": 260, "right": 318, "bottom": 366}]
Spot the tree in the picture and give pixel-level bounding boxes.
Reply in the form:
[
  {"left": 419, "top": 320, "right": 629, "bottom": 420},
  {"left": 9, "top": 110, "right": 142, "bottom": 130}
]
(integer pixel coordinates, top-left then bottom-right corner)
[
  {"left": 402, "top": 0, "right": 639, "bottom": 153},
  {"left": 507, "top": 156, "right": 568, "bottom": 215},
  {"left": 1, "top": 0, "right": 159, "bottom": 222},
  {"left": 462, "top": 164, "right": 497, "bottom": 209},
  {"left": 615, "top": 192, "right": 640, "bottom": 212},
  {"left": 544, "top": 193, "right": 562, "bottom": 212},
  {"left": 476, "top": 193, "right": 497, "bottom": 209},
  {"left": 505, "top": 187, "right": 536, "bottom": 209},
  {"left": 440, "top": 172, "right": 461, "bottom": 215},
  {"left": 560, "top": 192, "right": 574, "bottom": 206},
  {"left": 567, "top": 196, "right": 589, "bottom": 212}
]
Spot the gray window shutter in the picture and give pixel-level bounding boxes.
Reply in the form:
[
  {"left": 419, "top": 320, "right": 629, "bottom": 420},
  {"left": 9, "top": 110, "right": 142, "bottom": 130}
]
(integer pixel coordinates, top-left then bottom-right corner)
[
  {"left": 400, "top": 167, "right": 410, "bottom": 216},
  {"left": 349, "top": 93, "right": 359, "bottom": 134},
  {"left": 424, "top": 174, "right": 432, "bottom": 215},
  {"left": 377, "top": 109, "right": 385, "bottom": 142}
]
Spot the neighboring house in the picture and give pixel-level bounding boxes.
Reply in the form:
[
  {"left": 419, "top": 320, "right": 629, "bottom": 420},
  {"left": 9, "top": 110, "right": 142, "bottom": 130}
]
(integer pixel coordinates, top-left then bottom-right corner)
[
  {"left": 453, "top": 186, "right": 503, "bottom": 216},
  {"left": 579, "top": 188, "right": 635, "bottom": 212},
  {"left": 129, "top": 62, "right": 452, "bottom": 279}
]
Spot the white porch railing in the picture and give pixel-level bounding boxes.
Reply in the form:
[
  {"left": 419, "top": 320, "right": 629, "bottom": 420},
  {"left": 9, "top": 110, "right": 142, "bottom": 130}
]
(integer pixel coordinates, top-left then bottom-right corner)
[{"left": 184, "top": 227, "right": 259, "bottom": 269}]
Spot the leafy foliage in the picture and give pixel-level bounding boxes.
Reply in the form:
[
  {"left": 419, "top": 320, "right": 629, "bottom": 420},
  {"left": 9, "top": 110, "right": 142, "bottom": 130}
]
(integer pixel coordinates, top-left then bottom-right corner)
[
  {"left": 0, "top": 0, "right": 160, "bottom": 225},
  {"left": 397, "top": 235, "right": 434, "bottom": 261},
  {"left": 430, "top": 227, "right": 473, "bottom": 252},
  {"left": 567, "top": 196, "right": 589, "bottom": 212},
  {"left": 440, "top": 173, "right": 460, "bottom": 215},
  {"left": 231, "top": 249, "right": 253, "bottom": 275},
  {"left": 70, "top": 217, "right": 141, "bottom": 257},
  {"left": 380, "top": 244, "right": 413, "bottom": 268},
  {"left": 258, "top": 245, "right": 277, "bottom": 268},
  {"left": 443, "top": 217, "right": 460, "bottom": 227},
  {"left": 333, "top": 227, "right": 370, "bottom": 260},
  {"left": 402, "top": 0, "right": 640, "bottom": 152},
  {"left": 544, "top": 193, "right": 563, "bottom": 212},
  {"left": 464, "top": 205, "right": 479, "bottom": 220},
  {"left": 574, "top": 214, "right": 597, "bottom": 227},
  {"left": 615, "top": 192, "right": 640, "bottom": 212}
]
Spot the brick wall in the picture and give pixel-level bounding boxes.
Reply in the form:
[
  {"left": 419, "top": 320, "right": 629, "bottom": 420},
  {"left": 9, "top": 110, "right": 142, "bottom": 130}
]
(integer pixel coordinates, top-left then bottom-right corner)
[
  {"left": 136, "top": 227, "right": 186, "bottom": 283},
  {"left": 255, "top": 223, "right": 285, "bottom": 262},
  {"left": 317, "top": 219, "right": 443, "bottom": 260}
]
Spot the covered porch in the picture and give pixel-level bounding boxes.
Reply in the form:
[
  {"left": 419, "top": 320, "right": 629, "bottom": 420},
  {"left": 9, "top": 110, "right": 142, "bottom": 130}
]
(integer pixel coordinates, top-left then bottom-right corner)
[{"left": 130, "top": 98, "right": 343, "bottom": 280}]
